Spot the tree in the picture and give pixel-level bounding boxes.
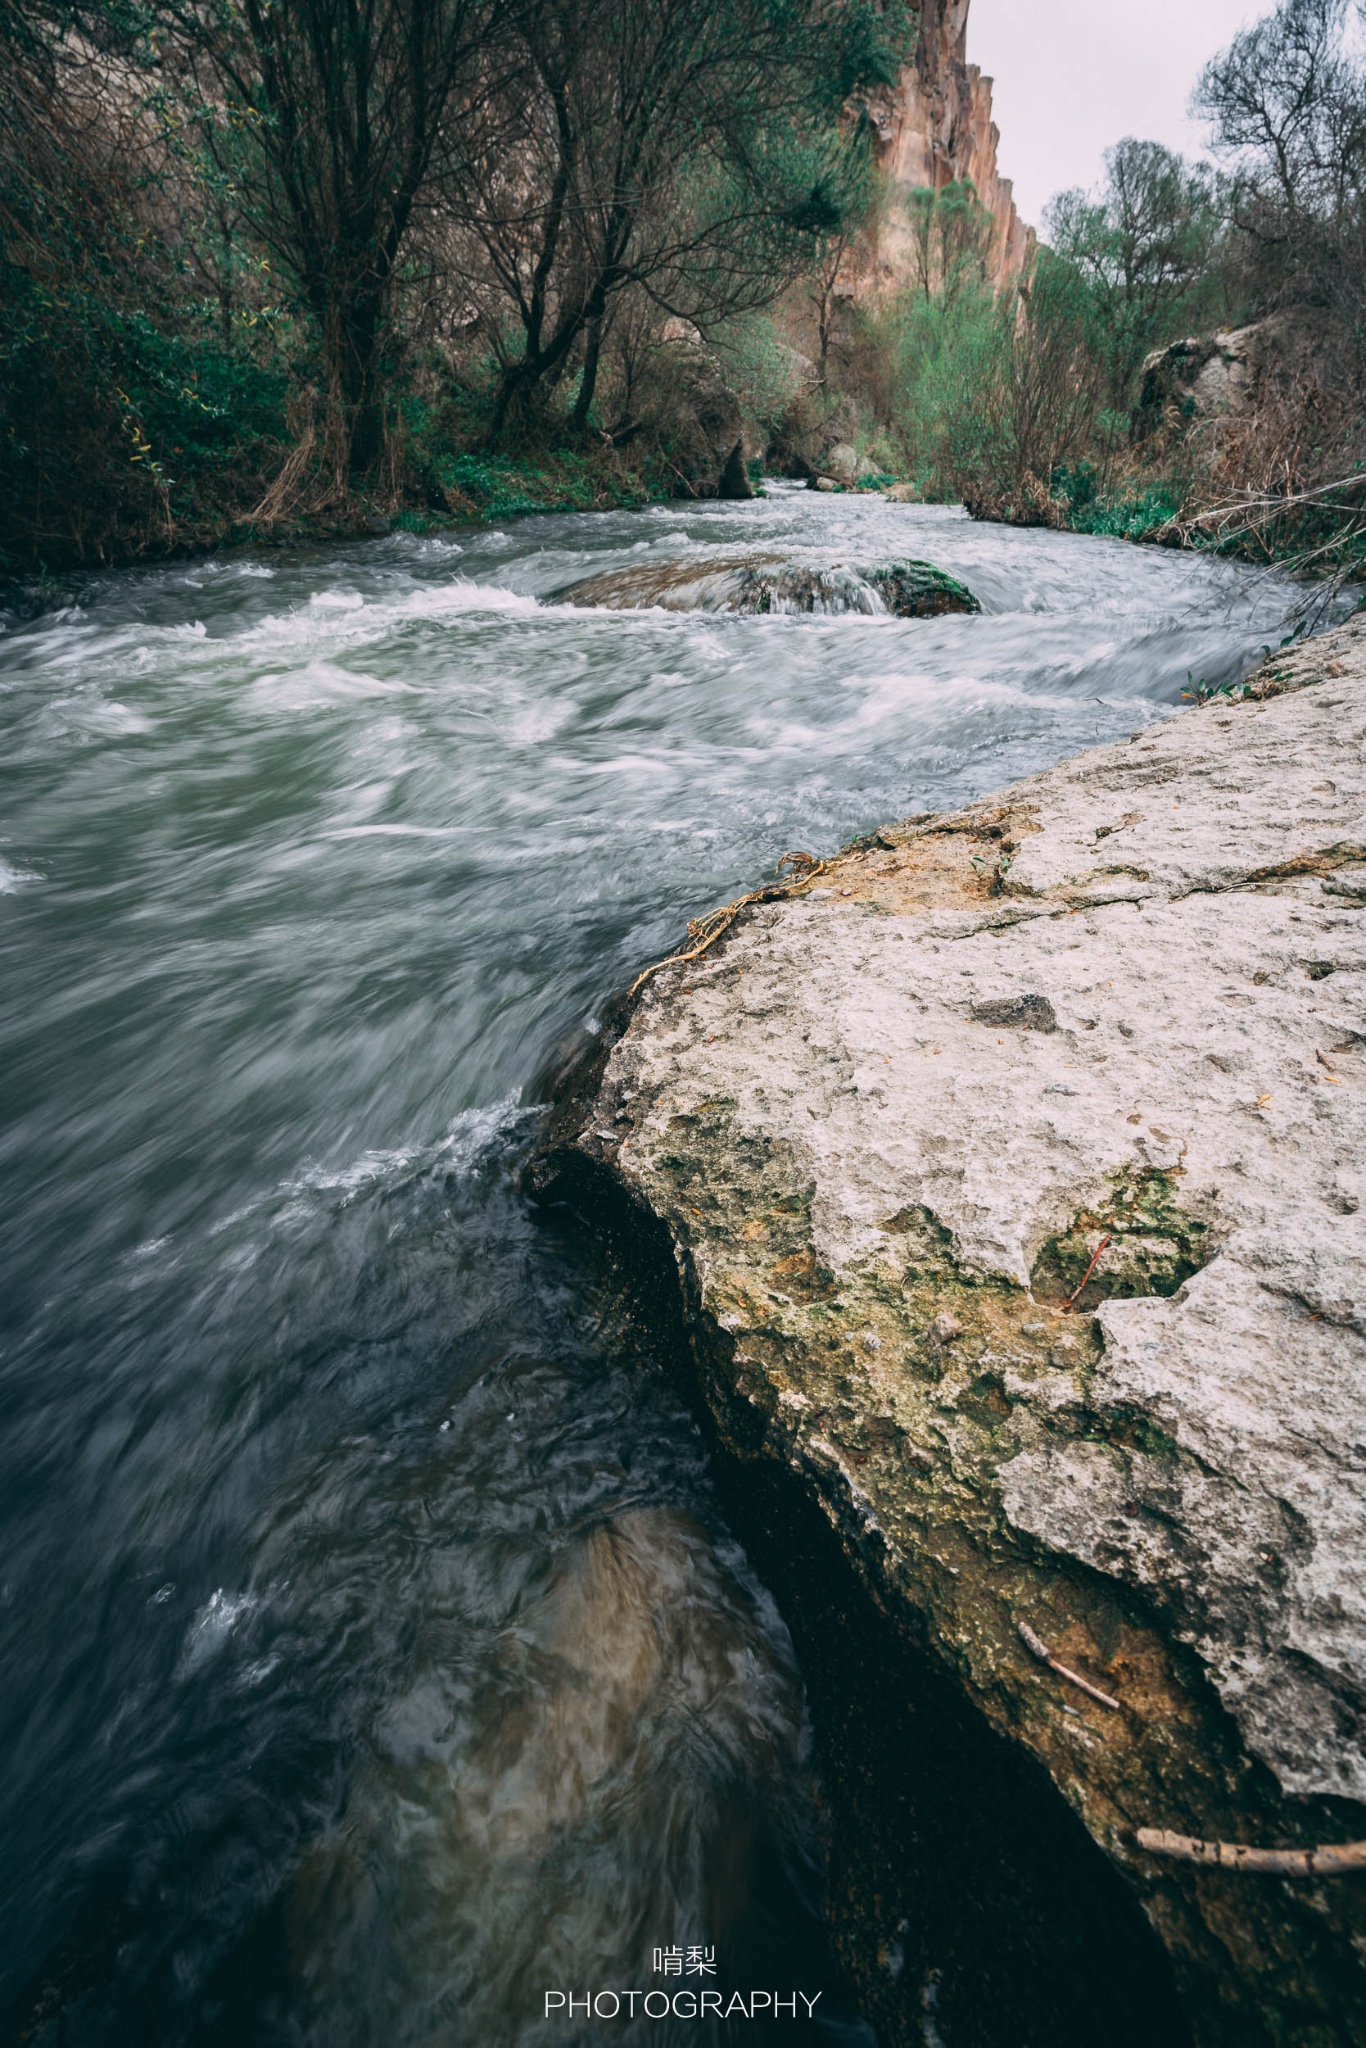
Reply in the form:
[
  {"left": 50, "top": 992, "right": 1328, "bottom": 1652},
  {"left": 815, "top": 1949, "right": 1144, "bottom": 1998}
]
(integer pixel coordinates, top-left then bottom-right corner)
[
  {"left": 914, "top": 250, "right": 1102, "bottom": 522},
  {"left": 0, "top": 0, "right": 198, "bottom": 557},
  {"left": 1045, "top": 139, "right": 1222, "bottom": 403},
  {"left": 904, "top": 178, "right": 991, "bottom": 302},
  {"left": 448, "top": 0, "right": 908, "bottom": 441},
  {"left": 159, "top": 0, "right": 507, "bottom": 479},
  {"left": 1193, "top": 0, "right": 1366, "bottom": 339}
]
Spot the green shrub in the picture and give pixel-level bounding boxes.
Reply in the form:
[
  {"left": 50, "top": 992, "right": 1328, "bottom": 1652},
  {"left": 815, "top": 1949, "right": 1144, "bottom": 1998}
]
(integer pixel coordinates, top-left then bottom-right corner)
[{"left": 426, "top": 449, "right": 655, "bottom": 521}]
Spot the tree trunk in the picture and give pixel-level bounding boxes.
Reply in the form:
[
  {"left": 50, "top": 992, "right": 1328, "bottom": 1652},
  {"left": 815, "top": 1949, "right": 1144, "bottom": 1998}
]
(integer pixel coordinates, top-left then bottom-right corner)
[
  {"left": 318, "top": 283, "right": 388, "bottom": 481},
  {"left": 571, "top": 316, "right": 603, "bottom": 429}
]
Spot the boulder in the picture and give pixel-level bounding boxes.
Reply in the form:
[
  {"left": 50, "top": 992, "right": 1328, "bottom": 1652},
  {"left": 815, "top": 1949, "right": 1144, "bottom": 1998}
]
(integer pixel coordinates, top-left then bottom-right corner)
[
  {"left": 767, "top": 391, "right": 869, "bottom": 484},
  {"left": 551, "top": 552, "right": 980, "bottom": 617},
  {"left": 1134, "top": 308, "right": 1346, "bottom": 442},
  {"left": 625, "top": 341, "right": 751, "bottom": 499},
  {"left": 714, "top": 438, "right": 754, "bottom": 502},
  {"left": 814, "top": 445, "right": 889, "bottom": 490},
  {"left": 658, "top": 316, "right": 704, "bottom": 347},
  {"left": 825, "top": 441, "right": 861, "bottom": 486},
  {"left": 775, "top": 342, "right": 820, "bottom": 386},
  {"left": 534, "top": 618, "right": 1366, "bottom": 2044}
]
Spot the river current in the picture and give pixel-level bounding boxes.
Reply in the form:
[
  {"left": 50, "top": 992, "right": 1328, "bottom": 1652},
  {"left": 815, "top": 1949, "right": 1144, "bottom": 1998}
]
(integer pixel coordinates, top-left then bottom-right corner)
[{"left": 0, "top": 488, "right": 1309, "bottom": 2045}]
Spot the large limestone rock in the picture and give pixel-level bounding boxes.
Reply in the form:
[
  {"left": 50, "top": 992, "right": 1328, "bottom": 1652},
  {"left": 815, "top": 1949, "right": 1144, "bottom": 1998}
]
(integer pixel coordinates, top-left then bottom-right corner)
[
  {"left": 537, "top": 618, "right": 1366, "bottom": 2043},
  {"left": 1135, "top": 308, "right": 1347, "bottom": 442}
]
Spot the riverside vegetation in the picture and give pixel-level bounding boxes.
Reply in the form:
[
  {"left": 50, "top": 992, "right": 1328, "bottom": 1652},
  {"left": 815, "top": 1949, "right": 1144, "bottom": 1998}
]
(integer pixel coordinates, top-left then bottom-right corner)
[
  {"left": 797, "top": 0, "right": 1366, "bottom": 590},
  {"left": 0, "top": 0, "right": 911, "bottom": 567},
  {"left": 2, "top": 0, "right": 1364, "bottom": 584}
]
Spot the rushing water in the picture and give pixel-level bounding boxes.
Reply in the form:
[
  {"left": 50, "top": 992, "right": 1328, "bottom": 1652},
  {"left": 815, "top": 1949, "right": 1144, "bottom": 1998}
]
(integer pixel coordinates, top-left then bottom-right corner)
[{"left": 0, "top": 488, "right": 1310, "bottom": 2046}]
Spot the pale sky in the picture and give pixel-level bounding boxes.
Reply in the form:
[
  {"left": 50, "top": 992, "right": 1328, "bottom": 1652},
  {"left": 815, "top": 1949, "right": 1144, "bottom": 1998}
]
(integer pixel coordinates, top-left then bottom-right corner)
[{"left": 968, "top": 0, "right": 1261, "bottom": 227}]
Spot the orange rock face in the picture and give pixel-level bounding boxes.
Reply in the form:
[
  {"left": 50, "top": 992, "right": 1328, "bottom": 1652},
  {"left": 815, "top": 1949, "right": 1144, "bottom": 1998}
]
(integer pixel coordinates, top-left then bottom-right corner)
[{"left": 860, "top": 0, "right": 1034, "bottom": 292}]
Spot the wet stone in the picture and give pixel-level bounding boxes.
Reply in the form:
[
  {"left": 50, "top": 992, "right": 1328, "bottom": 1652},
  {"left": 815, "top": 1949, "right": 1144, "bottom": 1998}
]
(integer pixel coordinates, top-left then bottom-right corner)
[{"left": 551, "top": 552, "right": 980, "bottom": 618}]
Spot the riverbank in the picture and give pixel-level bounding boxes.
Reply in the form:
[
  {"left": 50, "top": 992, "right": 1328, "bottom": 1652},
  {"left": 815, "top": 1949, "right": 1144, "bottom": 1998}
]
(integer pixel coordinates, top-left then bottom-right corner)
[
  {"left": 0, "top": 489, "right": 1321, "bottom": 2042},
  {"left": 534, "top": 614, "right": 1366, "bottom": 2045},
  {"left": 0, "top": 440, "right": 674, "bottom": 588},
  {"left": 6, "top": 429, "right": 1357, "bottom": 599}
]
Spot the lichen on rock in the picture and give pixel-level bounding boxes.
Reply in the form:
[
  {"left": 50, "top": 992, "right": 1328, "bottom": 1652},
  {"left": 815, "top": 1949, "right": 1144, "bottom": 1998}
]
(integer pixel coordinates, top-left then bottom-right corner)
[{"left": 534, "top": 615, "right": 1366, "bottom": 2044}]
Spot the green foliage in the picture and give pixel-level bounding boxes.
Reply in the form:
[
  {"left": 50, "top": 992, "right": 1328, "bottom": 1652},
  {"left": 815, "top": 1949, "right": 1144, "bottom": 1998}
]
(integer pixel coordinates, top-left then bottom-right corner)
[
  {"left": 473, "top": 0, "right": 902, "bottom": 438},
  {"left": 1061, "top": 477, "right": 1181, "bottom": 540},
  {"left": 903, "top": 179, "right": 993, "bottom": 301},
  {"left": 872, "top": 250, "right": 1100, "bottom": 516},
  {"left": 0, "top": 0, "right": 299, "bottom": 563},
  {"left": 0, "top": 0, "right": 905, "bottom": 564},
  {"left": 1046, "top": 139, "right": 1225, "bottom": 404},
  {"left": 423, "top": 449, "right": 655, "bottom": 521},
  {"left": 1194, "top": 0, "right": 1366, "bottom": 338},
  {"left": 0, "top": 237, "right": 290, "bottom": 564},
  {"left": 711, "top": 315, "right": 806, "bottom": 439},
  {"left": 875, "top": 281, "right": 1003, "bottom": 493},
  {"left": 822, "top": 0, "right": 915, "bottom": 101}
]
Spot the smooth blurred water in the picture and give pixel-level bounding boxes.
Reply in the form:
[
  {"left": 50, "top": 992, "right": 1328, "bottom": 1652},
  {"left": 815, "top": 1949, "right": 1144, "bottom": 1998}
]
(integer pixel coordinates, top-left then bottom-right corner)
[{"left": 0, "top": 488, "right": 1309, "bottom": 2045}]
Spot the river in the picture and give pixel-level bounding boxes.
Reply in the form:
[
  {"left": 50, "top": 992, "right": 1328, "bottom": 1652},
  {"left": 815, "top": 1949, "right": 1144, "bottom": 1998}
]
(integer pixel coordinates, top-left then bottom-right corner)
[{"left": 0, "top": 488, "right": 1309, "bottom": 2046}]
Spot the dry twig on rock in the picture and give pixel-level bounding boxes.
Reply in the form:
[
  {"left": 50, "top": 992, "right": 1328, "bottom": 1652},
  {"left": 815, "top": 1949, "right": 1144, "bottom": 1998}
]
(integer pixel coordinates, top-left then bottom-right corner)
[
  {"left": 1136, "top": 1828, "right": 1366, "bottom": 1875},
  {"left": 628, "top": 852, "right": 828, "bottom": 996},
  {"left": 1018, "top": 1619, "right": 1123, "bottom": 1711},
  {"left": 1061, "top": 1233, "right": 1112, "bottom": 1312}
]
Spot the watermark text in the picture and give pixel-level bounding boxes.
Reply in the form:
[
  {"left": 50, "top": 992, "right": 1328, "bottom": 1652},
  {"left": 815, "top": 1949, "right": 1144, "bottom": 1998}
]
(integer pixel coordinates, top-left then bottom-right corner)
[{"left": 544, "top": 1990, "right": 822, "bottom": 2021}]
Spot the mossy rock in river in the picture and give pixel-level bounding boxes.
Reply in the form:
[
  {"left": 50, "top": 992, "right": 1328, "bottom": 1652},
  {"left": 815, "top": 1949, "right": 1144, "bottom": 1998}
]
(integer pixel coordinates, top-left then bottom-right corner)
[{"left": 551, "top": 553, "right": 980, "bottom": 618}]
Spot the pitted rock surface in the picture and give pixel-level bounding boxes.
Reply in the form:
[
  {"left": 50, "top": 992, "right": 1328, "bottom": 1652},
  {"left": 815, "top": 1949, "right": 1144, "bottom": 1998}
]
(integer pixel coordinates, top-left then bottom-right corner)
[{"left": 547, "top": 616, "right": 1366, "bottom": 2038}]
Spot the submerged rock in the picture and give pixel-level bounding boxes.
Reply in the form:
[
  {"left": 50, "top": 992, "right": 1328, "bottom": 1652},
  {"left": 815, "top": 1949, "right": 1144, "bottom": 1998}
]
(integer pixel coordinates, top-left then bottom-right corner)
[
  {"left": 552, "top": 553, "right": 979, "bottom": 618},
  {"left": 534, "top": 618, "right": 1366, "bottom": 2044}
]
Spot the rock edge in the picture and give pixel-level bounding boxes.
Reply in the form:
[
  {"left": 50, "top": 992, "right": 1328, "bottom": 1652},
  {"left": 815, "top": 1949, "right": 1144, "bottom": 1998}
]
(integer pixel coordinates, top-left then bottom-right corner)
[{"left": 535, "top": 615, "right": 1366, "bottom": 2044}]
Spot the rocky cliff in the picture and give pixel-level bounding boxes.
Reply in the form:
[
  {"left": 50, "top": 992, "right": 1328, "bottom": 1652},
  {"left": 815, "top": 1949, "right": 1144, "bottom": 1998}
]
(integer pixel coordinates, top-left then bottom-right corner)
[
  {"left": 535, "top": 617, "right": 1366, "bottom": 2046},
  {"left": 862, "top": 0, "right": 1034, "bottom": 291}
]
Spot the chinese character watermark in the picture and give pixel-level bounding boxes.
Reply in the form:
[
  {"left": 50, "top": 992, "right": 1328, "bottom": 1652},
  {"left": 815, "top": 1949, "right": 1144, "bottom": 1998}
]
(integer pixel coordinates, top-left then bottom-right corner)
[{"left": 651, "top": 1945, "right": 716, "bottom": 1978}]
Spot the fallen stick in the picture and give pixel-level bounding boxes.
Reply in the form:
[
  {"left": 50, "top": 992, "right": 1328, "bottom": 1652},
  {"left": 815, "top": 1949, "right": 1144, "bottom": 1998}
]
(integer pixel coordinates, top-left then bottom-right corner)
[
  {"left": 1017, "top": 1620, "right": 1122, "bottom": 1711},
  {"left": 1135, "top": 1828, "right": 1366, "bottom": 1875},
  {"left": 1061, "top": 1233, "right": 1112, "bottom": 1312},
  {"left": 628, "top": 852, "right": 827, "bottom": 997}
]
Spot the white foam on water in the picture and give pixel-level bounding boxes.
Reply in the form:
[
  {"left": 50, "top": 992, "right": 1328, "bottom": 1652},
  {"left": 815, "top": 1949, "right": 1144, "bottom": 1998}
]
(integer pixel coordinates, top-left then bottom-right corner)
[
  {"left": 8, "top": 578, "right": 547, "bottom": 701},
  {"left": 237, "top": 1656, "right": 281, "bottom": 1689},
  {"left": 128, "top": 1237, "right": 172, "bottom": 1259},
  {"left": 240, "top": 575, "right": 542, "bottom": 650},
  {"left": 737, "top": 668, "right": 1063, "bottom": 755},
  {"left": 504, "top": 701, "right": 575, "bottom": 746},
  {"left": 247, "top": 661, "right": 415, "bottom": 711},
  {"left": 178, "top": 1589, "right": 258, "bottom": 1675},
  {"left": 577, "top": 750, "right": 679, "bottom": 782},
  {"left": 205, "top": 1108, "right": 522, "bottom": 1244},
  {"left": 273, "top": 1098, "right": 525, "bottom": 1214},
  {"left": 318, "top": 823, "right": 470, "bottom": 841},
  {"left": 37, "top": 694, "right": 157, "bottom": 738}
]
